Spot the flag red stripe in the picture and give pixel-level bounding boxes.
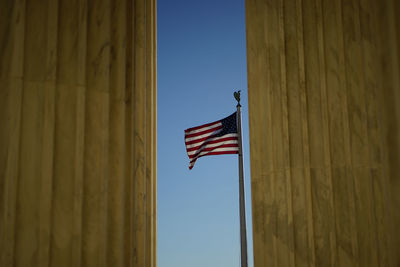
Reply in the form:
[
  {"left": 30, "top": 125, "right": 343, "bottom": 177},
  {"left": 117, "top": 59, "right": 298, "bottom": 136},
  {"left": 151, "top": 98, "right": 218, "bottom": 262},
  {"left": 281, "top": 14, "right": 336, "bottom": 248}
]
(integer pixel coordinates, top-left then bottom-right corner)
[
  {"left": 188, "top": 144, "right": 239, "bottom": 159},
  {"left": 185, "top": 133, "right": 238, "bottom": 146},
  {"left": 202, "top": 151, "right": 238, "bottom": 156},
  {"left": 185, "top": 120, "right": 220, "bottom": 132},
  {"left": 185, "top": 122, "right": 222, "bottom": 136},
  {"left": 184, "top": 125, "right": 222, "bottom": 139},
  {"left": 186, "top": 136, "right": 238, "bottom": 152},
  {"left": 189, "top": 150, "right": 239, "bottom": 164},
  {"left": 189, "top": 146, "right": 239, "bottom": 161},
  {"left": 187, "top": 141, "right": 238, "bottom": 156}
]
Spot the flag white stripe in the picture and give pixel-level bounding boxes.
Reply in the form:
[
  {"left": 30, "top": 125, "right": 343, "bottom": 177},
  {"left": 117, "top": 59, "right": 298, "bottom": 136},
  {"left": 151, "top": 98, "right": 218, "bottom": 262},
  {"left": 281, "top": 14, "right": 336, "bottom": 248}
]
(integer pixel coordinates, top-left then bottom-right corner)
[
  {"left": 185, "top": 128, "right": 223, "bottom": 142},
  {"left": 185, "top": 124, "right": 223, "bottom": 140},
  {"left": 185, "top": 133, "right": 238, "bottom": 149},
  {"left": 187, "top": 140, "right": 238, "bottom": 156},
  {"left": 185, "top": 122, "right": 222, "bottom": 135},
  {"left": 190, "top": 147, "right": 239, "bottom": 163}
]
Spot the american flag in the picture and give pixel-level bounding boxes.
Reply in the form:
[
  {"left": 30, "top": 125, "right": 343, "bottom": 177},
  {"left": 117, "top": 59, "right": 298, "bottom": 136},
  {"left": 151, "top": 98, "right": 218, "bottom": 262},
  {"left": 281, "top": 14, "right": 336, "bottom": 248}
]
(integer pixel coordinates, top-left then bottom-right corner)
[{"left": 184, "top": 112, "right": 239, "bottom": 169}]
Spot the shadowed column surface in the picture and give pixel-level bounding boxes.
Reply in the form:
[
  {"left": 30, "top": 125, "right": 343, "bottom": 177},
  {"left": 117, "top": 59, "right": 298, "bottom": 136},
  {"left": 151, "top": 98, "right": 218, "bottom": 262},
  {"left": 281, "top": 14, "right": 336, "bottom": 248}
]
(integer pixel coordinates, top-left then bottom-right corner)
[{"left": 0, "top": 0, "right": 156, "bottom": 266}]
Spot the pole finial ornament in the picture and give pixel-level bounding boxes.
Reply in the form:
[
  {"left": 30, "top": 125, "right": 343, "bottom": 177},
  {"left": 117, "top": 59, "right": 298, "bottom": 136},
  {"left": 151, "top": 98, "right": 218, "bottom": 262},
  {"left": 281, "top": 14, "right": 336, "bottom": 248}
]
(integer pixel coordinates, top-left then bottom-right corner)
[{"left": 234, "top": 90, "right": 241, "bottom": 107}]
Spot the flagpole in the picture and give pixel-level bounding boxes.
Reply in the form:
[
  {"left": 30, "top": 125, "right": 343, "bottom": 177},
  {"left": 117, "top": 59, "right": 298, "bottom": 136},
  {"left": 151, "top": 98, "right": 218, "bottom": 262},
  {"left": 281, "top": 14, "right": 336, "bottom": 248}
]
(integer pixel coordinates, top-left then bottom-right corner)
[{"left": 235, "top": 91, "right": 248, "bottom": 267}]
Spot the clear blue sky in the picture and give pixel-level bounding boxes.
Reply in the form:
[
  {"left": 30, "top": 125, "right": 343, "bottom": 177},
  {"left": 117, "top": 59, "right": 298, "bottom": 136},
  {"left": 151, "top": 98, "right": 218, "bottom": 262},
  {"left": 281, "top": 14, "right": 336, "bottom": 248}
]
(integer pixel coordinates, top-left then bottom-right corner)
[{"left": 157, "top": 0, "right": 253, "bottom": 266}]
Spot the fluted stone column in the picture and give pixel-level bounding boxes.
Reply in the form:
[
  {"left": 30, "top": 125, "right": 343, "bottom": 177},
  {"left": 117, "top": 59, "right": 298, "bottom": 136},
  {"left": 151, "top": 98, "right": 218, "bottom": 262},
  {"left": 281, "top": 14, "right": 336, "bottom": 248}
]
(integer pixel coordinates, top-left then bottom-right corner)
[
  {"left": 246, "top": 0, "right": 399, "bottom": 266},
  {"left": 378, "top": 0, "right": 400, "bottom": 264},
  {"left": 0, "top": 0, "right": 156, "bottom": 266}
]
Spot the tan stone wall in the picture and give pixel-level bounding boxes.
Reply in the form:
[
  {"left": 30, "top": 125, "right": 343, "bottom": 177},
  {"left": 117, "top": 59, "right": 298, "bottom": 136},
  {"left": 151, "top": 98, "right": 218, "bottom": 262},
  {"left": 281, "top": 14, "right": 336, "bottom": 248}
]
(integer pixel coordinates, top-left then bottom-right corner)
[
  {"left": 246, "top": 0, "right": 399, "bottom": 266},
  {"left": 0, "top": 0, "right": 156, "bottom": 266}
]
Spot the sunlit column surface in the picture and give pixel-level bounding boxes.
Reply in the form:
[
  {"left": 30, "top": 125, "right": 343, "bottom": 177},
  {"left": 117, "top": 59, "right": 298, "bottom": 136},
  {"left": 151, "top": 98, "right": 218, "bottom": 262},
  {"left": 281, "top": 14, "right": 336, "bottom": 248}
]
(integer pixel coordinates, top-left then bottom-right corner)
[{"left": 246, "top": 0, "right": 400, "bottom": 266}]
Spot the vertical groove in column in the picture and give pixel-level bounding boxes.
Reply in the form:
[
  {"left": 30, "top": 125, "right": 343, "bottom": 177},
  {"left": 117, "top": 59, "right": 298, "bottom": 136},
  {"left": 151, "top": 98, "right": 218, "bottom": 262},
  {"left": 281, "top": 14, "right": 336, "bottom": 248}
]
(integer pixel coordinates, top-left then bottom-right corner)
[
  {"left": 358, "top": 0, "right": 388, "bottom": 265},
  {"left": 245, "top": 1, "right": 267, "bottom": 266},
  {"left": 38, "top": 0, "right": 58, "bottom": 266},
  {"left": 314, "top": 0, "right": 338, "bottom": 265},
  {"left": 143, "top": 0, "right": 149, "bottom": 263},
  {"left": 82, "top": 0, "right": 111, "bottom": 265},
  {"left": 336, "top": 1, "right": 359, "bottom": 265},
  {"left": 51, "top": 0, "right": 87, "bottom": 266},
  {"left": 338, "top": 1, "right": 357, "bottom": 264},
  {"left": 73, "top": 85, "right": 86, "bottom": 267},
  {"left": 107, "top": 0, "right": 127, "bottom": 266},
  {"left": 1, "top": 79, "right": 23, "bottom": 267},
  {"left": 302, "top": 0, "right": 335, "bottom": 265},
  {"left": 15, "top": 0, "right": 49, "bottom": 264},
  {"left": 295, "top": 0, "right": 316, "bottom": 265},
  {"left": 132, "top": 0, "right": 146, "bottom": 265},
  {"left": 336, "top": 0, "right": 360, "bottom": 265},
  {"left": 363, "top": 0, "right": 392, "bottom": 264},
  {"left": 71, "top": 1, "right": 88, "bottom": 267},
  {"left": 124, "top": 0, "right": 133, "bottom": 264},
  {"left": 283, "top": 0, "right": 311, "bottom": 265},
  {"left": 384, "top": 0, "right": 399, "bottom": 260},
  {"left": 375, "top": 0, "right": 399, "bottom": 264},
  {"left": 269, "top": 0, "right": 288, "bottom": 266},
  {"left": 278, "top": 0, "right": 295, "bottom": 265},
  {"left": 145, "top": 0, "right": 156, "bottom": 265},
  {"left": 102, "top": 5, "right": 112, "bottom": 266},
  {"left": 341, "top": 0, "right": 379, "bottom": 265},
  {"left": 1, "top": 0, "right": 26, "bottom": 266},
  {"left": 355, "top": 0, "right": 379, "bottom": 263},
  {"left": 0, "top": 1, "right": 16, "bottom": 80},
  {"left": 264, "top": 1, "right": 278, "bottom": 265},
  {"left": 101, "top": 3, "right": 111, "bottom": 266}
]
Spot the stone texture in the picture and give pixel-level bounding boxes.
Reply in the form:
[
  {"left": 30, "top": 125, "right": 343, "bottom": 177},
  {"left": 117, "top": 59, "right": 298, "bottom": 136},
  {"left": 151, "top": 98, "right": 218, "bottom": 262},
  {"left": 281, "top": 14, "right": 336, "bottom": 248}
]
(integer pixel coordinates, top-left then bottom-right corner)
[
  {"left": 246, "top": 0, "right": 400, "bottom": 266},
  {"left": 0, "top": 0, "right": 156, "bottom": 266}
]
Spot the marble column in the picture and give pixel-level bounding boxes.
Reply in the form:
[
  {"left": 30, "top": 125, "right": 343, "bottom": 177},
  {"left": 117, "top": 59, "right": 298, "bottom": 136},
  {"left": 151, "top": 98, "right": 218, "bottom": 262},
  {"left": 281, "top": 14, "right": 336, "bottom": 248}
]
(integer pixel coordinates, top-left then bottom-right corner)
[
  {"left": 246, "top": 0, "right": 399, "bottom": 266},
  {"left": 0, "top": 0, "right": 156, "bottom": 266}
]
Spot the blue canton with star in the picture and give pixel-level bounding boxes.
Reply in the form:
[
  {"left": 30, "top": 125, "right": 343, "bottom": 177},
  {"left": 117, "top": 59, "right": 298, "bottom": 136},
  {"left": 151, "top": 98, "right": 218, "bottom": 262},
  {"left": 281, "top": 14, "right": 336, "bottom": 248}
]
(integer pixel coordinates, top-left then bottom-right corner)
[{"left": 216, "top": 112, "right": 238, "bottom": 136}]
